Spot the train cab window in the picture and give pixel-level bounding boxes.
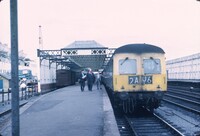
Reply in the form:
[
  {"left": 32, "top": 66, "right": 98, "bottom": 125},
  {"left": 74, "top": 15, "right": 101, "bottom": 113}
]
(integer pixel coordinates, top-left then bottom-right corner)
[
  {"left": 143, "top": 59, "right": 161, "bottom": 74},
  {"left": 119, "top": 59, "right": 137, "bottom": 74}
]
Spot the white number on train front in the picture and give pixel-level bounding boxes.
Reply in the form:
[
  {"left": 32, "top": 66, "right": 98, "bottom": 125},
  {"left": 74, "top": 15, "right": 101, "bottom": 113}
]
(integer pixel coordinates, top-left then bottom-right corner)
[
  {"left": 142, "top": 76, "right": 152, "bottom": 84},
  {"left": 128, "top": 76, "right": 139, "bottom": 84},
  {"left": 128, "top": 76, "right": 152, "bottom": 84}
]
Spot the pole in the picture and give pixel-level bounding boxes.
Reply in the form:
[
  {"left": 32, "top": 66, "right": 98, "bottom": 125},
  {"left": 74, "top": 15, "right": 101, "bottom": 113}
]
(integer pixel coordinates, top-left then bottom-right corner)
[
  {"left": 37, "top": 49, "right": 41, "bottom": 93},
  {"left": 39, "top": 25, "right": 43, "bottom": 50},
  {"left": 37, "top": 25, "right": 42, "bottom": 93},
  {"left": 10, "top": 0, "right": 19, "bottom": 136}
]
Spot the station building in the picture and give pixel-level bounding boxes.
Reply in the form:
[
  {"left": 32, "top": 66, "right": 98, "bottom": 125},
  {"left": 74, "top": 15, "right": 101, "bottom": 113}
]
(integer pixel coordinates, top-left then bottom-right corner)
[
  {"left": 166, "top": 53, "right": 200, "bottom": 81},
  {"left": 0, "top": 42, "right": 36, "bottom": 90}
]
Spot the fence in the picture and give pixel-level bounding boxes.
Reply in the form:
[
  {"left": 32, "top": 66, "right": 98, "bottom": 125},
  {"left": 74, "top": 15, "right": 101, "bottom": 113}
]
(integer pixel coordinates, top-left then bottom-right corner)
[{"left": 0, "top": 84, "right": 38, "bottom": 104}]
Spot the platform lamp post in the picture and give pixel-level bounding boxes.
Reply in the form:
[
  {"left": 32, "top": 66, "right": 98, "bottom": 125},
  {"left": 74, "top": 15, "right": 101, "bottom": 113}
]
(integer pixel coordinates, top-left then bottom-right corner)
[
  {"left": 37, "top": 25, "right": 43, "bottom": 94},
  {"left": 36, "top": 49, "right": 41, "bottom": 94},
  {"left": 10, "top": 0, "right": 20, "bottom": 136}
]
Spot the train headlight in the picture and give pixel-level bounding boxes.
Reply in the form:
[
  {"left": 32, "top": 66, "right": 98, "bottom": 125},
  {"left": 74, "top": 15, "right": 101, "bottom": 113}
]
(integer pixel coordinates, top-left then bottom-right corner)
[{"left": 118, "top": 92, "right": 129, "bottom": 100}]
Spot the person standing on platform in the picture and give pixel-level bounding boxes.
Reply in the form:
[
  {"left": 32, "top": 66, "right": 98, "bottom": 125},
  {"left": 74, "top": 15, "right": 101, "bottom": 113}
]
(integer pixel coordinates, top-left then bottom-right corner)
[
  {"left": 19, "top": 78, "right": 27, "bottom": 91},
  {"left": 79, "top": 70, "right": 86, "bottom": 91},
  {"left": 86, "top": 68, "right": 95, "bottom": 91},
  {"left": 96, "top": 72, "right": 101, "bottom": 90}
]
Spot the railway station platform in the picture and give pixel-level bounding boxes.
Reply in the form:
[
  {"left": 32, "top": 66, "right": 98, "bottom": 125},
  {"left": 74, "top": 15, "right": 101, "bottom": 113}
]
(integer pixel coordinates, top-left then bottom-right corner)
[{"left": 1, "top": 84, "right": 120, "bottom": 136}]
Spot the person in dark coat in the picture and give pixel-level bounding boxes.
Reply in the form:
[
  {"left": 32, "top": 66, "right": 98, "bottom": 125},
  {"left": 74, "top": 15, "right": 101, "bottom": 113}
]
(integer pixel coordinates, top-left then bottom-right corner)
[
  {"left": 86, "top": 68, "right": 95, "bottom": 91},
  {"left": 96, "top": 72, "right": 101, "bottom": 90},
  {"left": 79, "top": 70, "right": 86, "bottom": 91}
]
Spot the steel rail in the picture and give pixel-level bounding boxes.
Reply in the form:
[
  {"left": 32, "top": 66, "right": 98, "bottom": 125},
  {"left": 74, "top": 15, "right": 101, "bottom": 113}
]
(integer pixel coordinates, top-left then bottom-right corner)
[
  {"left": 123, "top": 111, "right": 184, "bottom": 136},
  {"left": 115, "top": 115, "right": 135, "bottom": 136},
  {"left": 124, "top": 115, "right": 138, "bottom": 136},
  {"left": 162, "top": 98, "right": 200, "bottom": 114},
  {"left": 167, "top": 88, "right": 200, "bottom": 97},
  {"left": 165, "top": 94, "right": 200, "bottom": 105},
  {"left": 167, "top": 90, "right": 200, "bottom": 99},
  {"left": 153, "top": 113, "right": 184, "bottom": 136}
]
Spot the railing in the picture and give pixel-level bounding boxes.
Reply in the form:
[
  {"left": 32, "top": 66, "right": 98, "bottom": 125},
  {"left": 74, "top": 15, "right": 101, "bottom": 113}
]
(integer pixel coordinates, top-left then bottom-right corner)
[{"left": 0, "top": 85, "right": 39, "bottom": 104}]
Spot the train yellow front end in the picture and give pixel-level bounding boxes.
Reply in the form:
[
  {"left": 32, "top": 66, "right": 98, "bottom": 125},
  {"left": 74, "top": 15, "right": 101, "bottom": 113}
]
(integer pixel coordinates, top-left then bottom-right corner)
[
  {"left": 108, "top": 44, "right": 167, "bottom": 113},
  {"left": 113, "top": 53, "right": 167, "bottom": 92}
]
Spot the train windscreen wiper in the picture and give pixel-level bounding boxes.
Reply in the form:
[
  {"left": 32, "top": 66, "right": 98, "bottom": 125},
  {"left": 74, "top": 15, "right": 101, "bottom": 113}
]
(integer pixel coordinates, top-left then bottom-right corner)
[
  {"left": 150, "top": 57, "right": 158, "bottom": 65},
  {"left": 121, "top": 57, "right": 129, "bottom": 65}
]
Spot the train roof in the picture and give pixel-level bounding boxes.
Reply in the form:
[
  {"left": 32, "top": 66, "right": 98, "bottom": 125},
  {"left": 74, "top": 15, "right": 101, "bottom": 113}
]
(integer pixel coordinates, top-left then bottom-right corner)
[{"left": 114, "top": 44, "right": 165, "bottom": 54}]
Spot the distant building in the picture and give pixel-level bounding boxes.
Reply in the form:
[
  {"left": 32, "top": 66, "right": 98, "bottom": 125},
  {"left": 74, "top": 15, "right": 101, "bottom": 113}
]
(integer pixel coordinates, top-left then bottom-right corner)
[
  {"left": 166, "top": 53, "right": 200, "bottom": 81},
  {"left": 0, "top": 42, "right": 38, "bottom": 90}
]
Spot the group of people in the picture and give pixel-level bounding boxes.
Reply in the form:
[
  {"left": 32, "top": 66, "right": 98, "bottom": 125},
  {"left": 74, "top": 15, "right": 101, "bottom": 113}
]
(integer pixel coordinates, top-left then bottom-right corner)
[
  {"left": 79, "top": 68, "right": 101, "bottom": 92},
  {"left": 19, "top": 78, "right": 27, "bottom": 90}
]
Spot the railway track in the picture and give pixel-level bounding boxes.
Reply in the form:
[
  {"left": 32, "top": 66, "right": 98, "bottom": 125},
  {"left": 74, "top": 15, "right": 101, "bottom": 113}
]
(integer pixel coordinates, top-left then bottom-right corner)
[
  {"left": 0, "top": 101, "right": 28, "bottom": 135},
  {"left": 115, "top": 110, "right": 184, "bottom": 136},
  {"left": 167, "top": 88, "right": 200, "bottom": 102},
  {"left": 116, "top": 115, "right": 135, "bottom": 136},
  {"left": 163, "top": 86, "right": 200, "bottom": 114},
  {"left": 168, "top": 86, "right": 200, "bottom": 93}
]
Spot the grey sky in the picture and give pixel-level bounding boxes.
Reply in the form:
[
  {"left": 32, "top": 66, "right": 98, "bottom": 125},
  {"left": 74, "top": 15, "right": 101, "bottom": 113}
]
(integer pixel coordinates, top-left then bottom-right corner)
[{"left": 0, "top": 0, "right": 200, "bottom": 60}]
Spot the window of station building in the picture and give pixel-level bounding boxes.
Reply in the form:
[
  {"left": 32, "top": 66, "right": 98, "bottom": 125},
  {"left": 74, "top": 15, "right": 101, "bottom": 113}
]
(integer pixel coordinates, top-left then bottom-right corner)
[
  {"left": 119, "top": 59, "right": 137, "bottom": 74},
  {"left": 143, "top": 59, "right": 161, "bottom": 74}
]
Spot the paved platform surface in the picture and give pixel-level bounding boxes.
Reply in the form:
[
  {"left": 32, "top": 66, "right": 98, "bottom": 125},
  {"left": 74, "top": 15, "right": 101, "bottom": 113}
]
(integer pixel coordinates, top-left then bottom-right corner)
[{"left": 1, "top": 84, "right": 119, "bottom": 136}]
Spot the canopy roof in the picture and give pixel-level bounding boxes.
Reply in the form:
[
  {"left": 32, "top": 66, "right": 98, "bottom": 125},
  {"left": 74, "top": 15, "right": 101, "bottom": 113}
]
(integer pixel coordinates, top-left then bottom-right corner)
[
  {"left": 38, "top": 41, "right": 115, "bottom": 71},
  {"left": 62, "top": 40, "right": 107, "bottom": 49}
]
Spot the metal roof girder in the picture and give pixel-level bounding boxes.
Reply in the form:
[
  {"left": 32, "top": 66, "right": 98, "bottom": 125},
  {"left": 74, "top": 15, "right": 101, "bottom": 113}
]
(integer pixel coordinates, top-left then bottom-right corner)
[{"left": 37, "top": 49, "right": 61, "bottom": 57}]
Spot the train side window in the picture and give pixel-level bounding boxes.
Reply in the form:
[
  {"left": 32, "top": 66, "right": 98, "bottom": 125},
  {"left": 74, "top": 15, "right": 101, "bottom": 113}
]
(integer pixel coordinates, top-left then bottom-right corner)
[
  {"left": 119, "top": 59, "right": 137, "bottom": 74},
  {"left": 143, "top": 59, "right": 161, "bottom": 74}
]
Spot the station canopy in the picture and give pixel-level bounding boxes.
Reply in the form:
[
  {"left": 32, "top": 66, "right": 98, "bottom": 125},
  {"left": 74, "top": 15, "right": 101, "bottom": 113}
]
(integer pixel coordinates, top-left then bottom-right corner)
[{"left": 37, "top": 40, "right": 115, "bottom": 71}]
